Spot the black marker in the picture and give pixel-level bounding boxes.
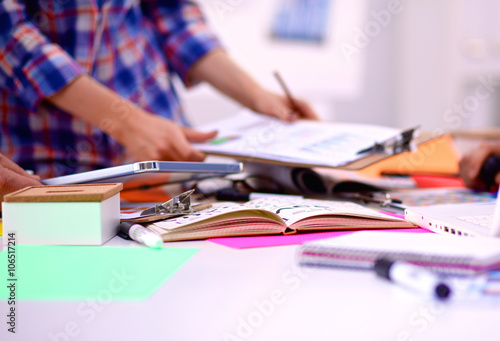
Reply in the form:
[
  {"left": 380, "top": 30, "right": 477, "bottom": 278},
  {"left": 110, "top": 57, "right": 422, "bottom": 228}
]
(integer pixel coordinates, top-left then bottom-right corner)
[{"left": 374, "top": 258, "right": 451, "bottom": 300}]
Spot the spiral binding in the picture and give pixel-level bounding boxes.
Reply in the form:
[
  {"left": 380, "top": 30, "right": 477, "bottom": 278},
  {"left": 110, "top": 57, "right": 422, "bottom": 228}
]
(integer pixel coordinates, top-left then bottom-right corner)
[{"left": 299, "top": 246, "right": 478, "bottom": 276}]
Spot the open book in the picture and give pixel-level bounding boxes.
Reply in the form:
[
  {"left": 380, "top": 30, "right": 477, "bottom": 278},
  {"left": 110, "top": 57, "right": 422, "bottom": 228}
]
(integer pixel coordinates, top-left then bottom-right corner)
[{"left": 145, "top": 197, "right": 416, "bottom": 242}]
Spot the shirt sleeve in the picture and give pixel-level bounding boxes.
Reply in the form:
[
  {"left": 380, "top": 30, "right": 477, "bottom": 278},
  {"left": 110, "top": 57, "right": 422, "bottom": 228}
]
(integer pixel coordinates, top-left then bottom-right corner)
[
  {"left": 141, "top": 0, "right": 223, "bottom": 87},
  {"left": 0, "top": 0, "right": 85, "bottom": 112}
]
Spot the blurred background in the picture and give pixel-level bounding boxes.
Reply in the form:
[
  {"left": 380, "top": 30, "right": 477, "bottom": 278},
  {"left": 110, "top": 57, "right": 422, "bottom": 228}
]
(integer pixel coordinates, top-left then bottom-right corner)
[{"left": 178, "top": 0, "right": 500, "bottom": 133}]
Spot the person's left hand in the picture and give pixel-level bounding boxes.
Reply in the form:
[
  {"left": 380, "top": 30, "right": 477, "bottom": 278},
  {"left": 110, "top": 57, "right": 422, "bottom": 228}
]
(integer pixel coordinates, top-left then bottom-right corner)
[
  {"left": 252, "top": 89, "right": 318, "bottom": 122},
  {"left": 0, "top": 154, "right": 41, "bottom": 201}
]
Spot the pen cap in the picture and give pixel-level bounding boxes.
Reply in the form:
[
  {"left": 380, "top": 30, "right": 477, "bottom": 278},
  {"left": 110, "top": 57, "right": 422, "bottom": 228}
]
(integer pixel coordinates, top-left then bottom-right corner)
[
  {"left": 118, "top": 221, "right": 134, "bottom": 237},
  {"left": 435, "top": 284, "right": 451, "bottom": 299},
  {"left": 374, "top": 258, "right": 394, "bottom": 280}
]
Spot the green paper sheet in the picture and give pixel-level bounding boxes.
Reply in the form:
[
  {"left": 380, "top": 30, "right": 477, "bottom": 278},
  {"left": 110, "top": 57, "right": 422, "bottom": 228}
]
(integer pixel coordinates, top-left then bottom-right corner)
[{"left": 0, "top": 245, "right": 198, "bottom": 301}]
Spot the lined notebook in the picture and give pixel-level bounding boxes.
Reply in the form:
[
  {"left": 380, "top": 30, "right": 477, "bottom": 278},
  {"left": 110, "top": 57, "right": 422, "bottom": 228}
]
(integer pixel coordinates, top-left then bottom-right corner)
[{"left": 298, "top": 231, "right": 500, "bottom": 275}]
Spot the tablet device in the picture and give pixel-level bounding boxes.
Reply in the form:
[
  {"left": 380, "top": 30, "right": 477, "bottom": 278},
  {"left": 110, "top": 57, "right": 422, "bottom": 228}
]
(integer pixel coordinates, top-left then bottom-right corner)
[{"left": 41, "top": 161, "right": 244, "bottom": 185}]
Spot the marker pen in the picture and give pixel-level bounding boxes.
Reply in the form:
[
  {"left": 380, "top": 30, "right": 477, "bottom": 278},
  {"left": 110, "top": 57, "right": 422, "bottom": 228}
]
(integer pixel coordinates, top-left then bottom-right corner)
[
  {"left": 118, "top": 221, "right": 163, "bottom": 249},
  {"left": 374, "top": 258, "right": 452, "bottom": 300}
]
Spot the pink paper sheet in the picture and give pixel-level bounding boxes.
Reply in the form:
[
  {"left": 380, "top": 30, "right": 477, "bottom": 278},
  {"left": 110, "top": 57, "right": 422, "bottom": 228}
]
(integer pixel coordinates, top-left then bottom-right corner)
[{"left": 207, "top": 228, "right": 430, "bottom": 249}]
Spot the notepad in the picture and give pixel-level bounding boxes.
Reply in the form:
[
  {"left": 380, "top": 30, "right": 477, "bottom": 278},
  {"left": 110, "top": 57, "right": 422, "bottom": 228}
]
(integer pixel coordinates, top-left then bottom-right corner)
[{"left": 298, "top": 231, "right": 500, "bottom": 275}]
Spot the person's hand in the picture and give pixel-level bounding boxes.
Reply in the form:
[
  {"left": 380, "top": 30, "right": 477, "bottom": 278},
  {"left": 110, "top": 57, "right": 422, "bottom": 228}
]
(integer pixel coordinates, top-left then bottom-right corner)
[
  {"left": 47, "top": 75, "right": 217, "bottom": 162},
  {"left": 252, "top": 89, "right": 318, "bottom": 122},
  {"left": 119, "top": 111, "right": 217, "bottom": 162},
  {"left": 459, "top": 141, "right": 500, "bottom": 190},
  {"left": 187, "top": 50, "right": 318, "bottom": 122},
  {"left": 0, "top": 154, "right": 41, "bottom": 201}
]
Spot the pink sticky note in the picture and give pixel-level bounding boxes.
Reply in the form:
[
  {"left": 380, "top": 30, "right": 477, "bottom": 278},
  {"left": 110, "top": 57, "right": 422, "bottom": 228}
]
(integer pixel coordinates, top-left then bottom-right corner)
[{"left": 207, "top": 228, "right": 429, "bottom": 249}]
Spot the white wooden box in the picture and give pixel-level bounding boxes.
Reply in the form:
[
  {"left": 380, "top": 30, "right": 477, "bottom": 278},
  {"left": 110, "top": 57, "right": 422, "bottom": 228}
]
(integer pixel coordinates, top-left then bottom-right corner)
[{"left": 2, "top": 183, "right": 123, "bottom": 245}]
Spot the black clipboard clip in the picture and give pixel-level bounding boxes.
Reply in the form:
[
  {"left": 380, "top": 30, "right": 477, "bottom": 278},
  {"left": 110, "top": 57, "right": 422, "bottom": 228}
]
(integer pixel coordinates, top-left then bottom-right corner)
[
  {"left": 140, "top": 189, "right": 194, "bottom": 216},
  {"left": 356, "top": 126, "right": 420, "bottom": 156}
]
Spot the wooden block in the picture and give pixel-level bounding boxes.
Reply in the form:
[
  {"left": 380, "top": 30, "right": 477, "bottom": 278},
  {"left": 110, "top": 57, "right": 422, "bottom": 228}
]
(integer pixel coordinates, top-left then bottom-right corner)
[{"left": 4, "top": 183, "right": 123, "bottom": 203}]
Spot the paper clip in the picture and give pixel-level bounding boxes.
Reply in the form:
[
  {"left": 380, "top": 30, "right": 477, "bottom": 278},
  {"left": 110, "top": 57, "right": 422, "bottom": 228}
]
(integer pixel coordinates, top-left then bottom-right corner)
[
  {"left": 140, "top": 189, "right": 195, "bottom": 216},
  {"left": 357, "top": 126, "right": 420, "bottom": 155}
]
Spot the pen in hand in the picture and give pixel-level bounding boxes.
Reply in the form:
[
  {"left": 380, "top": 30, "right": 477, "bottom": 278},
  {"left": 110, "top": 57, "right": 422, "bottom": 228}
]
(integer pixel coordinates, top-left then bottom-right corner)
[{"left": 273, "top": 71, "right": 300, "bottom": 120}]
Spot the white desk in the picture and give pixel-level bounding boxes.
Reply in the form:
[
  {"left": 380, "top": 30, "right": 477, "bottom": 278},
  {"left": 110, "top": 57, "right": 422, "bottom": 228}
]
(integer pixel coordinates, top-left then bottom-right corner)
[{"left": 1, "top": 235, "right": 499, "bottom": 341}]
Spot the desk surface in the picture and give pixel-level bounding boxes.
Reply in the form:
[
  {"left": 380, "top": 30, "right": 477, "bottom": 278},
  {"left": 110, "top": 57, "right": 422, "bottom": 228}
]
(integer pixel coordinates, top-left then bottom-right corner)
[{"left": 1, "top": 234, "right": 499, "bottom": 341}]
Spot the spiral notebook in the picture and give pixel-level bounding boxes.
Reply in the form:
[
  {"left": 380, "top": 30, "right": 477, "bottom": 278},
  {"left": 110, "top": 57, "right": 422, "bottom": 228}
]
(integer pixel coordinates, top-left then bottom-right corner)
[{"left": 298, "top": 231, "right": 500, "bottom": 275}]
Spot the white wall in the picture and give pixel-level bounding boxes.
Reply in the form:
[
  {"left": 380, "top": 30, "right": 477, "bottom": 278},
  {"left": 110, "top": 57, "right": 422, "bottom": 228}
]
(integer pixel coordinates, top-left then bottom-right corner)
[
  {"left": 179, "top": 0, "right": 367, "bottom": 125},
  {"left": 179, "top": 0, "right": 500, "bottom": 132},
  {"left": 395, "top": 0, "right": 500, "bottom": 131},
  {"left": 332, "top": 0, "right": 400, "bottom": 127}
]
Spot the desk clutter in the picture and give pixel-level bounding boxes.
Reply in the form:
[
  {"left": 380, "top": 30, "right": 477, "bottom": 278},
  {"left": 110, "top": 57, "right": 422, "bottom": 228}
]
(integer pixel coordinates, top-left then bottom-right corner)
[
  {"left": 3, "top": 111, "right": 500, "bottom": 304},
  {"left": 191, "top": 109, "right": 460, "bottom": 199}
]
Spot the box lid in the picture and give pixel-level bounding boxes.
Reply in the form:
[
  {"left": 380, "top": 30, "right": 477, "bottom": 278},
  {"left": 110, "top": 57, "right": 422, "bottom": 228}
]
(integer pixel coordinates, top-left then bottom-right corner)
[{"left": 4, "top": 184, "right": 123, "bottom": 203}]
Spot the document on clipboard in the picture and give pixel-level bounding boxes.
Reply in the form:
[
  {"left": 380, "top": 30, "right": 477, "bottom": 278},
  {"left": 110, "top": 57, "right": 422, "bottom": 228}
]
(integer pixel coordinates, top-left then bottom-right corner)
[{"left": 193, "top": 109, "right": 420, "bottom": 170}]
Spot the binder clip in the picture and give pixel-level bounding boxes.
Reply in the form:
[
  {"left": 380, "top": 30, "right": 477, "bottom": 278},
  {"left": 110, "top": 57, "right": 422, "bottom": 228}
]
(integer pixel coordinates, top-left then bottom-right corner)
[
  {"left": 357, "top": 126, "right": 420, "bottom": 156},
  {"left": 140, "top": 189, "right": 194, "bottom": 216}
]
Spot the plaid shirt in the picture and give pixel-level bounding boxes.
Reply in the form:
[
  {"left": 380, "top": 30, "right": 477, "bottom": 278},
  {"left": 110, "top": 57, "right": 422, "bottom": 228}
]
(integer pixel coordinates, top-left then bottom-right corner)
[{"left": 0, "top": 0, "right": 221, "bottom": 178}]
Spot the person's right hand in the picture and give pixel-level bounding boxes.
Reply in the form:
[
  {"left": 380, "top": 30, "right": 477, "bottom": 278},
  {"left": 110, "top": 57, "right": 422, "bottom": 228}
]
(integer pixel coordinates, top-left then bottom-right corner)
[
  {"left": 0, "top": 154, "right": 41, "bottom": 201},
  {"left": 119, "top": 111, "right": 217, "bottom": 162},
  {"left": 47, "top": 75, "right": 217, "bottom": 163},
  {"left": 459, "top": 141, "right": 500, "bottom": 190}
]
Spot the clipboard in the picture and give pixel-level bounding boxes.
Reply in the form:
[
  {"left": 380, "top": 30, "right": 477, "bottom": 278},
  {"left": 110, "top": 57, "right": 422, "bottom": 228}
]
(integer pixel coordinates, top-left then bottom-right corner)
[
  {"left": 193, "top": 110, "right": 460, "bottom": 176},
  {"left": 199, "top": 127, "right": 443, "bottom": 171}
]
